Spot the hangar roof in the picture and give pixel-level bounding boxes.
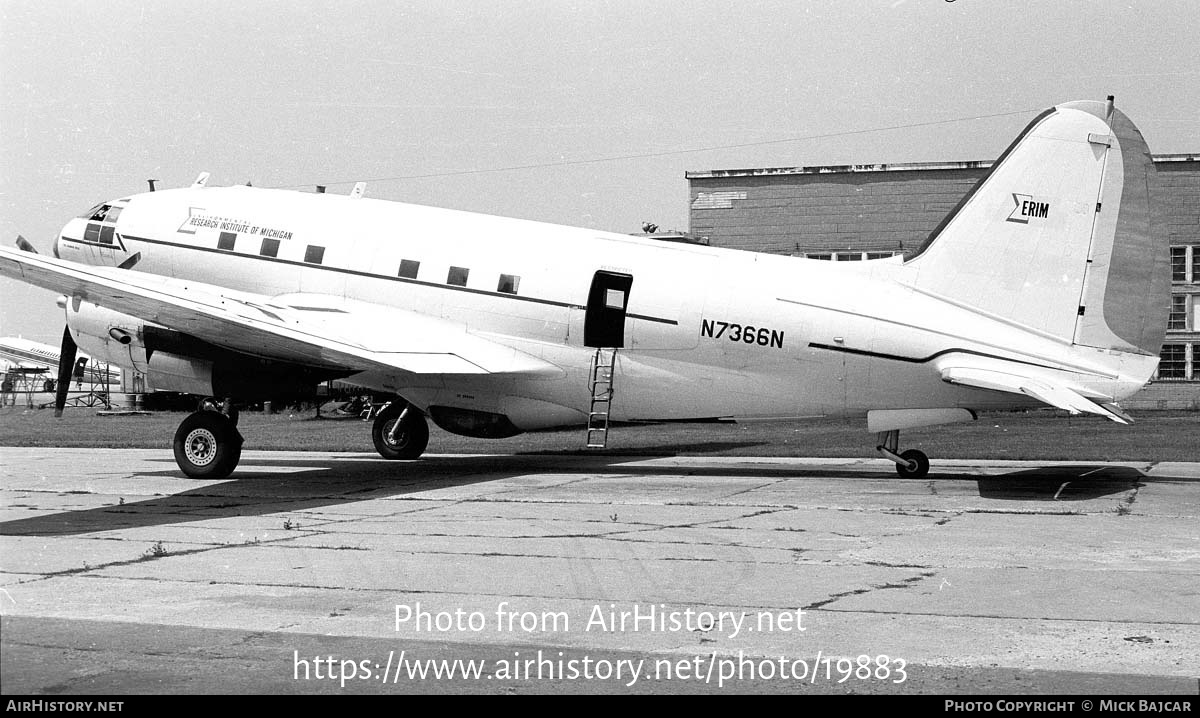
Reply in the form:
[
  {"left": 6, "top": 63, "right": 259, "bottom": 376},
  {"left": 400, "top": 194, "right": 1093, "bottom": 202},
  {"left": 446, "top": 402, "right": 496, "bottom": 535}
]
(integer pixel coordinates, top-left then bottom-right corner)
[{"left": 685, "top": 153, "right": 1196, "bottom": 179}]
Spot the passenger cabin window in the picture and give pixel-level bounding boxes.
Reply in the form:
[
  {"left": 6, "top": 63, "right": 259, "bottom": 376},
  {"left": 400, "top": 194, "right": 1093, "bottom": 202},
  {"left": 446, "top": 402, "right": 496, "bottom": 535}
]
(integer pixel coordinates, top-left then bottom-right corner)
[
  {"left": 447, "top": 266, "right": 469, "bottom": 286},
  {"left": 217, "top": 232, "right": 237, "bottom": 251},
  {"left": 497, "top": 274, "right": 520, "bottom": 294},
  {"left": 304, "top": 245, "right": 325, "bottom": 264},
  {"left": 260, "top": 238, "right": 280, "bottom": 258},
  {"left": 398, "top": 259, "right": 420, "bottom": 279}
]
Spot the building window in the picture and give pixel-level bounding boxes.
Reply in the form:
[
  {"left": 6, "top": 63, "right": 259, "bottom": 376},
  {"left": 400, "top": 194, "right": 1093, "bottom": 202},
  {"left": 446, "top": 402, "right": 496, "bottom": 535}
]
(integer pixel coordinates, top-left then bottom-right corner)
[
  {"left": 304, "top": 245, "right": 325, "bottom": 264},
  {"left": 447, "top": 266, "right": 469, "bottom": 286},
  {"left": 806, "top": 253, "right": 832, "bottom": 260},
  {"left": 398, "top": 259, "right": 420, "bottom": 279},
  {"left": 1192, "top": 246, "right": 1200, "bottom": 282},
  {"left": 1168, "top": 295, "right": 1189, "bottom": 331},
  {"left": 260, "top": 238, "right": 280, "bottom": 257},
  {"left": 1157, "top": 344, "right": 1186, "bottom": 379},
  {"left": 1171, "top": 247, "right": 1187, "bottom": 282},
  {"left": 218, "top": 232, "right": 237, "bottom": 251},
  {"left": 835, "top": 253, "right": 863, "bottom": 261},
  {"left": 1192, "top": 346, "right": 1200, "bottom": 381},
  {"left": 497, "top": 274, "right": 520, "bottom": 294}
]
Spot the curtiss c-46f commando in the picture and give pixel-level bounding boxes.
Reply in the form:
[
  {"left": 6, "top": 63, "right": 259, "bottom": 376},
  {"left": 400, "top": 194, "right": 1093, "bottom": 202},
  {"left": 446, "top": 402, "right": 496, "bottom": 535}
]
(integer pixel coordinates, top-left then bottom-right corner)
[{"left": 0, "top": 99, "right": 1169, "bottom": 480}]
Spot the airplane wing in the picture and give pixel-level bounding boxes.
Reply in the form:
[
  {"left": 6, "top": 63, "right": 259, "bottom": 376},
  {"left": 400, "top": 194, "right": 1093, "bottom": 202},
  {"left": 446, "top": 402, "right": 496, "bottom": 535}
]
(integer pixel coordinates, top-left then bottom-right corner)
[
  {"left": 0, "top": 246, "right": 561, "bottom": 377},
  {"left": 935, "top": 354, "right": 1131, "bottom": 424}
]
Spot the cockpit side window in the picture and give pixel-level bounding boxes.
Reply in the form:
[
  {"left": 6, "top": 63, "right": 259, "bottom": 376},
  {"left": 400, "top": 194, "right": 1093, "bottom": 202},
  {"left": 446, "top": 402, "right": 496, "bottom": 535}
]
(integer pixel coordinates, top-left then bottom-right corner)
[{"left": 86, "top": 204, "right": 111, "bottom": 221}]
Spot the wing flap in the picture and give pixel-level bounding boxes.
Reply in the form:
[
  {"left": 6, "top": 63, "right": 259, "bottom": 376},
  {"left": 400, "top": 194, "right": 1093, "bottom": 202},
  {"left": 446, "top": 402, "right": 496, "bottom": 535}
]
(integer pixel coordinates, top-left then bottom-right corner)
[{"left": 0, "top": 246, "right": 560, "bottom": 378}]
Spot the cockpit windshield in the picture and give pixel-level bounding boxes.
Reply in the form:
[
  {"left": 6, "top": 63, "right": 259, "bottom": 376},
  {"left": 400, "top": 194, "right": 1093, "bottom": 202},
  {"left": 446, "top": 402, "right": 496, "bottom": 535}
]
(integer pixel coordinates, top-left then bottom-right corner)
[{"left": 81, "top": 204, "right": 121, "bottom": 223}]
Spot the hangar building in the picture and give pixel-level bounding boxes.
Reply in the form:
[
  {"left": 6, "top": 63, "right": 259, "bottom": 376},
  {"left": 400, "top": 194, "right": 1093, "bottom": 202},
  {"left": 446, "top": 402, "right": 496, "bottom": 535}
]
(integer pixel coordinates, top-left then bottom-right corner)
[{"left": 686, "top": 154, "right": 1200, "bottom": 409}]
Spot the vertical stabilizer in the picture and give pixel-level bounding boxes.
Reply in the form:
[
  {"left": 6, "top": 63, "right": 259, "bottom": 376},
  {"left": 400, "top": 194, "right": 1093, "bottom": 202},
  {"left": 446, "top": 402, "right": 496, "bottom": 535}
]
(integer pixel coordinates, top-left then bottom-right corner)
[{"left": 905, "top": 100, "right": 1168, "bottom": 356}]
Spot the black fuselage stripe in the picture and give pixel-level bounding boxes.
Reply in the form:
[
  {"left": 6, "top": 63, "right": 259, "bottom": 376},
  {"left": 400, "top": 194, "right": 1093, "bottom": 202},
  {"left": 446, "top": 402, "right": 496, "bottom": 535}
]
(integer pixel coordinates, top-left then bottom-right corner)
[
  {"left": 75, "top": 233, "right": 679, "bottom": 326},
  {"left": 807, "top": 342, "right": 1066, "bottom": 372},
  {"left": 61, "top": 237, "right": 117, "bottom": 249}
]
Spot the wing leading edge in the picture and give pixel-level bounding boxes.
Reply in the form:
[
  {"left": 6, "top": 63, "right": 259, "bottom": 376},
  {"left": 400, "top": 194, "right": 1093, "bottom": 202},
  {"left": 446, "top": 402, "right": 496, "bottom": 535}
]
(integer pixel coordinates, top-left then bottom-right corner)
[{"left": 0, "top": 246, "right": 561, "bottom": 378}]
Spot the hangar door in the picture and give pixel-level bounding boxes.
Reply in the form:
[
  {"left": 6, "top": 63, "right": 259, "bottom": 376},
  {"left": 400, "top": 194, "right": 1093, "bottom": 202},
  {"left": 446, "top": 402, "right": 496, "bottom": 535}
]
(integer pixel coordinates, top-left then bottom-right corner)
[{"left": 584, "top": 271, "right": 633, "bottom": 348}]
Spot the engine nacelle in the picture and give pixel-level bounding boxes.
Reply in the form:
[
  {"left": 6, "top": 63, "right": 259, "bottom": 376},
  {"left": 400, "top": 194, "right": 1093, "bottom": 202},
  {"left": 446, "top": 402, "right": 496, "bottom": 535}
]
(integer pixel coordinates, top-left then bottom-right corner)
[{"left": 63, "top": 298, "right": 347, "bottom": 398}]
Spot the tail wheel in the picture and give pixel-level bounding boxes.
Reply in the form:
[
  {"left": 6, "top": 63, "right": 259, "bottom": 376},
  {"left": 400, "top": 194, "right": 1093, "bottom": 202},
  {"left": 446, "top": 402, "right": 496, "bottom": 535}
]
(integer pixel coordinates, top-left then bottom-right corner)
[
  {"left": 895, "top": 449, "right": 930, "bottom": 479},
  {"left": 372, "top": 401, "right": 429, "bottom": 460},
  {"left": 173, "top": 411, "right": 243, "bottom": 479}
]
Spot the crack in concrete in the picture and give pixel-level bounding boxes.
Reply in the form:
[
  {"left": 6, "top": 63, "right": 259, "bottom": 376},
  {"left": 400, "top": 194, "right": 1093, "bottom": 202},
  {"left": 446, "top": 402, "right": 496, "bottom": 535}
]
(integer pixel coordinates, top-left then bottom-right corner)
[
  {"left": 803, "top": 571, "right": 938, "bottom": 610},
  {"left": 12, "top": 533, "right": 311, "bottom": 581},
  {"left": 717, "top": 478, "right": 789, "bottom": 501}
]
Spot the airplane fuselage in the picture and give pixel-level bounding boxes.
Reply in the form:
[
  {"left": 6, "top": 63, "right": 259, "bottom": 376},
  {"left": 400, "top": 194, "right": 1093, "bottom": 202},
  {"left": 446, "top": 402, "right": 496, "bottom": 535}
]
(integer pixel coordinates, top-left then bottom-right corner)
[{"left": 54, "top": 184, "right": 1154, "bottom": 433}]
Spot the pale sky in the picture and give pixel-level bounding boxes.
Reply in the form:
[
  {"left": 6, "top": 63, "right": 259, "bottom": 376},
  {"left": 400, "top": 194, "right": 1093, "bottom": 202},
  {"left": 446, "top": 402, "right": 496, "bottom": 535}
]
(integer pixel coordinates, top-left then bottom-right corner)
[{"left": 2, "top": 0, "right": 1197, "bottom": 343}]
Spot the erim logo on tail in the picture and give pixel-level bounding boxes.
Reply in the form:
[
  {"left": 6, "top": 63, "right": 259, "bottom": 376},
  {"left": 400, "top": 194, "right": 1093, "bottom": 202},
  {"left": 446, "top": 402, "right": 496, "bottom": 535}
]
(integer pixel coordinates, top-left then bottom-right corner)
[{"left": 1006, "top": 193, "right": 1050, "bottom": 223}]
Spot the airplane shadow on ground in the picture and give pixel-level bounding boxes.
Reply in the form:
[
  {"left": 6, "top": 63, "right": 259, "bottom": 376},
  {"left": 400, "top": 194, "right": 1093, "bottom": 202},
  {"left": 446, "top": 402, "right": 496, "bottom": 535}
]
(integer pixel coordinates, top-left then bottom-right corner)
[
  {"left": 974, "top": 466, "right": 1150, "bottom": 501},
  {"left": 0, "top": 452, "right": 1189, "bottom": 537}
]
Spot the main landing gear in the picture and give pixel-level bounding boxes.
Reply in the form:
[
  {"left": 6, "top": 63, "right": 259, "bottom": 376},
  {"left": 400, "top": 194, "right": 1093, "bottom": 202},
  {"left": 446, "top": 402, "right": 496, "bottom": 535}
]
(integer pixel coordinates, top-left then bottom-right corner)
[
  {"left": 876, "top": 429, "right": 930, "bottom": 479},
  {"left": 173, "top": 398, "right": 243, "bottom": 480},
  {"left": 371, "top": 400, "right": 429, "bottom": 460}
]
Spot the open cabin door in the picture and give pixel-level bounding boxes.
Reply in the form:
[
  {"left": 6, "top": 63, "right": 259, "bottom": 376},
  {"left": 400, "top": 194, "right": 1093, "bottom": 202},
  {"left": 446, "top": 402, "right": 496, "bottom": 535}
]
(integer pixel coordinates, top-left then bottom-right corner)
[{"left": 584, "top": 271, "right": 632, "bottom": 348}]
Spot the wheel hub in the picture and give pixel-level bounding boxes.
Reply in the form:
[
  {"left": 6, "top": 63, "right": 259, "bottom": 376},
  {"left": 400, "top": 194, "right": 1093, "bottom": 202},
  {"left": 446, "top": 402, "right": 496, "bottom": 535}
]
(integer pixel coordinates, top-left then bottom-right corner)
[
  {"left": 385, "top": 420, "right": 408, "bottom": 448},
  {"left": 184, "top": 428, "right": 218, "bottom": 466}
]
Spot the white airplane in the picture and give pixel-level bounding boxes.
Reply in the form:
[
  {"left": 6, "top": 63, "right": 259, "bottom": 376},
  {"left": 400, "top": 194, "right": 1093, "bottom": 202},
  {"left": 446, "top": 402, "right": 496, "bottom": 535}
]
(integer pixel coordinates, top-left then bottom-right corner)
[
  {"left": 0, "top": 335, "right": 120, "bottom": 388},
  {"left": 0, "top": 99, "right": 1169, "bottom": 481}
]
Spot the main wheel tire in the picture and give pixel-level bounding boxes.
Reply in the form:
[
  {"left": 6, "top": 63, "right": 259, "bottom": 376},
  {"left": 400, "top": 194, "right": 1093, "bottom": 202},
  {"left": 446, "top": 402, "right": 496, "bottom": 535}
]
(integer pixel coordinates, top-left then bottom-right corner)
[
  {"left": 173, "top": 411, "right": 243, "bottom": 479},
  {"left": 895, "top": 449, "right": 930, "bottom": 479},
  {"left": 372, "top": 402, "right": 429, "bottom": 460}
]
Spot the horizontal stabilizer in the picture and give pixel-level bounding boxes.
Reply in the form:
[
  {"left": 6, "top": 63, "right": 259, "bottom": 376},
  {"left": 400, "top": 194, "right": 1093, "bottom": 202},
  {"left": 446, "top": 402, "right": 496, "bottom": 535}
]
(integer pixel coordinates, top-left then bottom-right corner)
[{"left": 939, "top": 365, "right": 1131, "bottom": 424}]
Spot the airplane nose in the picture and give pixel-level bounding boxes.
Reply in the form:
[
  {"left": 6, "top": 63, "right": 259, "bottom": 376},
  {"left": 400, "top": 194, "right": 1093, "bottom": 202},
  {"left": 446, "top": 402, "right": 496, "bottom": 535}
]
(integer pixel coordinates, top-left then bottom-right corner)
[{"left": 54, "top": 218, "right": 86, "bottom": 259}]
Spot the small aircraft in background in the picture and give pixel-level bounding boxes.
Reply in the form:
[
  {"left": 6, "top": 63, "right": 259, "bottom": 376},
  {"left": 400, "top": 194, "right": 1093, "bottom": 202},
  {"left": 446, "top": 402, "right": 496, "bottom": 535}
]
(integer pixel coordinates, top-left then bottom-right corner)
[
  {"left": 0, "top": 335, "right": 120, "bottom": 392},
  {"left": 0, "top": 98, "right": 1169, "bottom": 480}
]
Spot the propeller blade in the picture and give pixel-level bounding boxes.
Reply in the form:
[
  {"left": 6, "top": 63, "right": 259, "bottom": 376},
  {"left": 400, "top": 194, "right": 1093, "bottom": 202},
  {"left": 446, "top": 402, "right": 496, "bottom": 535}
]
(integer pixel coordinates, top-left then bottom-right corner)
[
  {"left": 54, "top": 326, "right": 77, "bottom": 418},
  {"left": 15, "top": 235, "right": 38, "bottom": 254}
]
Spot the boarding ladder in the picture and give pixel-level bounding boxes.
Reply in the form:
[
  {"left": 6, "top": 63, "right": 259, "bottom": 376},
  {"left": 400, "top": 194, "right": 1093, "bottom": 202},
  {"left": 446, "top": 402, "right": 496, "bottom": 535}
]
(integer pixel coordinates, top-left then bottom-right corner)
[{"left": 586, "top": 347, "right": 618, "bottom": 448}]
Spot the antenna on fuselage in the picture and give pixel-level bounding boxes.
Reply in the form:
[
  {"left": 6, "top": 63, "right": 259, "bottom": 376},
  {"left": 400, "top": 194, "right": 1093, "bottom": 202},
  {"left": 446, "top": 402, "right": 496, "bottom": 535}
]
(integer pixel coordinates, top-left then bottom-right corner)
[
  {"left": 315, "top": 185, "right": 326, "bottom": 193},
  {"left": 147, "top": 179, "right": 158, "bottom": 192},
  {"left": 350, "top": 182, "right": 366, "bottom": 199},
  {"left": 191, "top": 172, "right": 210, "bottom": 188}
]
